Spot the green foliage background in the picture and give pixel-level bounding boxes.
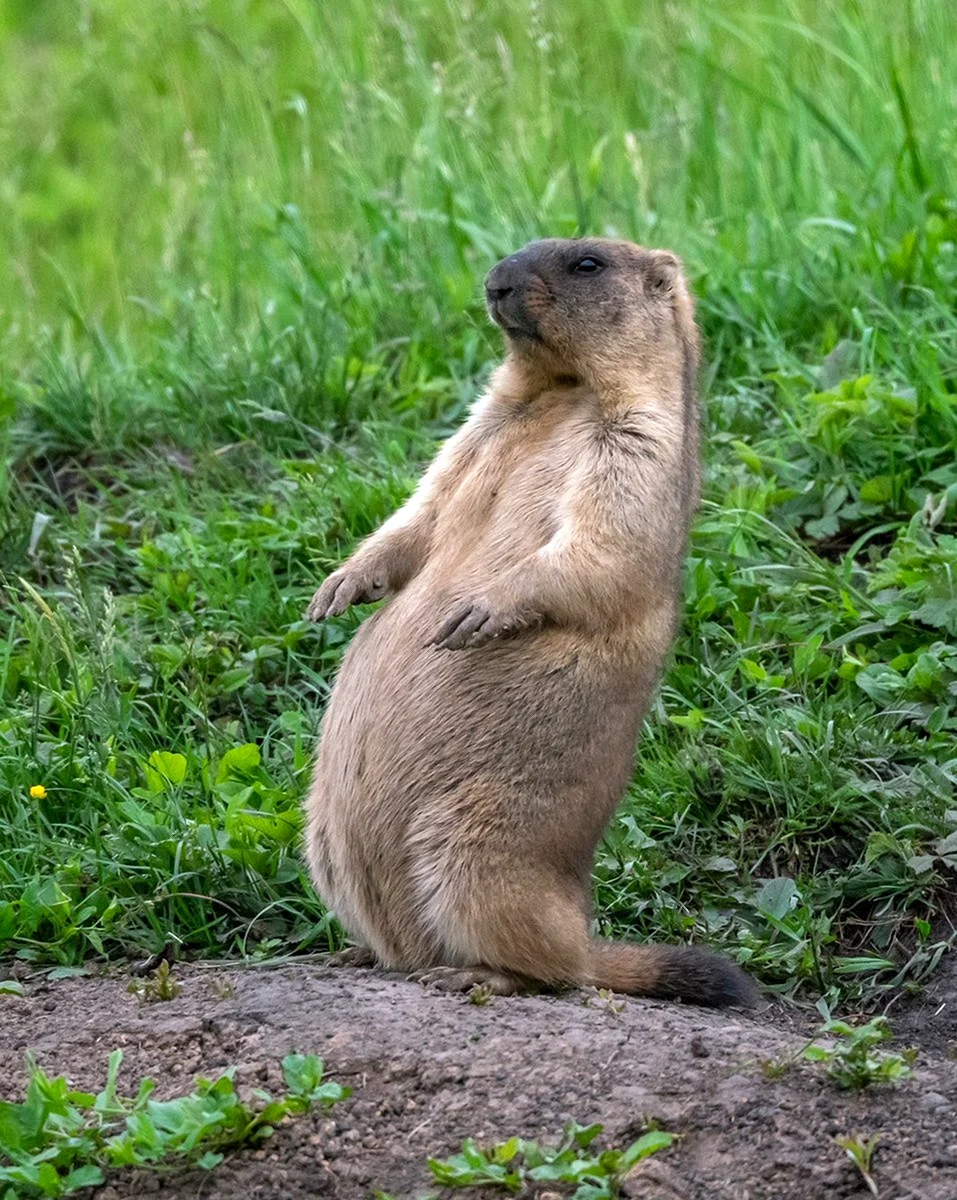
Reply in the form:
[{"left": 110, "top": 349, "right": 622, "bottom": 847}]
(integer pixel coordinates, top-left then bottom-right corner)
[{"left": 1, "top": 0, "right": 955, "bottom": 1005}]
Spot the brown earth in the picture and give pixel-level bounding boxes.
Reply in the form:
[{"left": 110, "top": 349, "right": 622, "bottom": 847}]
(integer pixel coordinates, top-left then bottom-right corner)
[{"left": 1, "top": 958, "right": 956, "bottom": 1200}]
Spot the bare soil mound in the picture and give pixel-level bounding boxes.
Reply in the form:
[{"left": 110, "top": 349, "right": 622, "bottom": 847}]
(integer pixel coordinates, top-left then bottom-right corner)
[{"left": 1, "top": 961, "right": 955, "bottom": 1199}]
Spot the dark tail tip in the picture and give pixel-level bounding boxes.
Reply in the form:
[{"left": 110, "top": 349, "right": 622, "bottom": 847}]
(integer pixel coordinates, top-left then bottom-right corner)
[{"left": 655, "top": 945, "right": 758, "bottom": 1008}]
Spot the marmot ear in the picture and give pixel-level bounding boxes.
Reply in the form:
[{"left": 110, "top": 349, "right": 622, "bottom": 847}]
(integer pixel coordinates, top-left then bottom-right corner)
[{"left": 645, "top": 250, "right": 681, "bottom": 295}]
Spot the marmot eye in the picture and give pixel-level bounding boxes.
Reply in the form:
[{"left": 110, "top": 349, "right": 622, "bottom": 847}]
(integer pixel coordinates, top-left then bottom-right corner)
[{"left": 572, "top": 257, "right": 603, "bottom": 274}]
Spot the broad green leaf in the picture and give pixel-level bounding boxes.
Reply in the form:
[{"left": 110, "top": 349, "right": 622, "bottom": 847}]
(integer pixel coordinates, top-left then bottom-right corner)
[
  {"left": 216, "top": 744, "right": 262, "bottom": 783},
  {"left": 620, "top": 1129, "right": 675, "bottom": 1168},
  {"left": 755, "top": 877, "right": 799, "bottom": 920},
  {"left": 144, "top": 751, "right": 188, "bottom": 793},
  {"left": 859, "top": 476, "right": 893, "bottom": 503},
  {"left": 854, "top": 663, "right": 906, "bottom": 705}
]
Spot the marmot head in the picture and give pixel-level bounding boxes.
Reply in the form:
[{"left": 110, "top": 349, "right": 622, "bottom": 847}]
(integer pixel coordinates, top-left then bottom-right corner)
[{"left": 484, "top": 238, "right": 697, "bottom": 387}]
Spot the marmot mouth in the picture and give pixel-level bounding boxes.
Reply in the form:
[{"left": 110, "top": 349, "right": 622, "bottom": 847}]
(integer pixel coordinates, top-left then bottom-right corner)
[
  {"left": 486, "top": 297, "right": 539, "bottom": 340},
  {"left": 487, "top": 298, "right": 542, "bottom": 342}
]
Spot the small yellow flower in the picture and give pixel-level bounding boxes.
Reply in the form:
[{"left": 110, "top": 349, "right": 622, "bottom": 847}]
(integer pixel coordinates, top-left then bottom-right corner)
[{"left": 29, "top": 784, "right": 47, "bottom": 799}]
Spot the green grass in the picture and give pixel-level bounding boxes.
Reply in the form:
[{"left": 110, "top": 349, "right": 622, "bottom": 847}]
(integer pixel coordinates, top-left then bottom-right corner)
[
  {"left": 424, "top": 1122, "right": 674, "bottom": 1197},
  {"left": 0, "top": 1049, "right": 347, "bottom": 1197},
  {"left": 1, "top": 0, "right": 956, "bottom": 1006},
  {"left": 801, "top": 1017, "right": 917, "bottom": 1090}
]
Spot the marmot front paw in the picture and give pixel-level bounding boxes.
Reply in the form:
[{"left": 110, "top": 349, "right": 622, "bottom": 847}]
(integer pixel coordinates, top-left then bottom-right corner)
[
  {"left": 306, "top": 568, "right": 388, "bottom": 621},
  {"left": 429, "top": 598, "right": 539, "bottom": 650}
]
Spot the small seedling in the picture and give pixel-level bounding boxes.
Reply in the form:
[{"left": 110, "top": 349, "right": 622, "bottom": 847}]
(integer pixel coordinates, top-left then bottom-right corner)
[
  {"left": 836, "top": 1133, "right": 880, "bottom": 1196},
  {"left": 207, "top": 975, "right": 235, "bottom": 1000},
  {"left": 427, "top": 1121, "right": 675, "bottom": 1197},
  {"left": 584, "top": 988, "right": 626, "bottom": 1015},
  {"left": 760, "top": 1057, "right": 790, "bottom": 1080},
  {"left": 0, "top": 1050, "right": 348, "bottom": 1197},
  {"left": 802, "top": 1018, "right": 916, "bottom": 1089},
  {"left": 127, "top": 959, "right": 181, "bottom": 1004},
  {"left": 761, "top": 1015, "right": 915, "bottom": 1088},
  {"left": 468, "top": 983, "right": 493, "bottom": 1006}
]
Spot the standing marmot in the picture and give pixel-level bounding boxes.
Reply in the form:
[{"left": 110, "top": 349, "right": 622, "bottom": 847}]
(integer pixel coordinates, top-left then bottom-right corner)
[{"left": 304, "top": 238, "right": 753, "bottom": 1006}]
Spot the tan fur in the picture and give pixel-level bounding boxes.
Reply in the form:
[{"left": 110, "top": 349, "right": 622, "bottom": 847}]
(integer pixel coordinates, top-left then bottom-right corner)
[{"left": 304, "top": 238, "right": 755, "bottom": 1007}]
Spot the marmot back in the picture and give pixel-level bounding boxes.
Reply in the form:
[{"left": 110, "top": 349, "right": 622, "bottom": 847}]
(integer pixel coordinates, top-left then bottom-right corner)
[{"left": 303, "top": 237, "right": 754, "bottom": 1008}]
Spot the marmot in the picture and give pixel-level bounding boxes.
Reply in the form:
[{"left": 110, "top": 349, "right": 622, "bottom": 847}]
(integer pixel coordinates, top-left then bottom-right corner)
[{"left": 304, "top": 238, "right": 754, "bottom": 1006}]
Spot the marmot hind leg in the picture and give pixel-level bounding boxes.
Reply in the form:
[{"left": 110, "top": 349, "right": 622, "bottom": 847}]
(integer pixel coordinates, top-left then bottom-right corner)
[
  {"left": 327, "top": 945, "right": 378, "bottom": 969},
  {"left": 423, "top": 866, "right": 755, "bottom": 1007},
  {"left": 413, "top": 965, "right": 528, "bottom": 995},
  {"left": 427, "top": 873, "right": 593, "bottom": 988}
]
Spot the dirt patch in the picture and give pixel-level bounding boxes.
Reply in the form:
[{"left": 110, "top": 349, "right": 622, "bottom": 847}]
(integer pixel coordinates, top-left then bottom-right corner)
[
  {"left": 1, "top": 961, "right": 956, "bottom": 1199},
  {"left": 889, "top": 949, "right": 957, "bottom": 1061}
]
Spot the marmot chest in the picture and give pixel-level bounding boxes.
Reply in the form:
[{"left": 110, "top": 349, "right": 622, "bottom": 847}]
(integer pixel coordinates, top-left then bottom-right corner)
[{"left": 430, "top": 410, "right": 588, "bottom": 572}]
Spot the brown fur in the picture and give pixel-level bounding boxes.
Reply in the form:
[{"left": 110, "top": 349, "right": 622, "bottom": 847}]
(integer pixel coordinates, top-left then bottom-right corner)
[{"left": 304, "top": 238, "right": 755, "bottom": 1007}]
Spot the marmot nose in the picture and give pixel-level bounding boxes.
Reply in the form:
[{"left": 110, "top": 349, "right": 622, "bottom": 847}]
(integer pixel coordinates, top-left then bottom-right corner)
[{"left": 485, "top": 257, "right": 523, "bottom": 300}]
